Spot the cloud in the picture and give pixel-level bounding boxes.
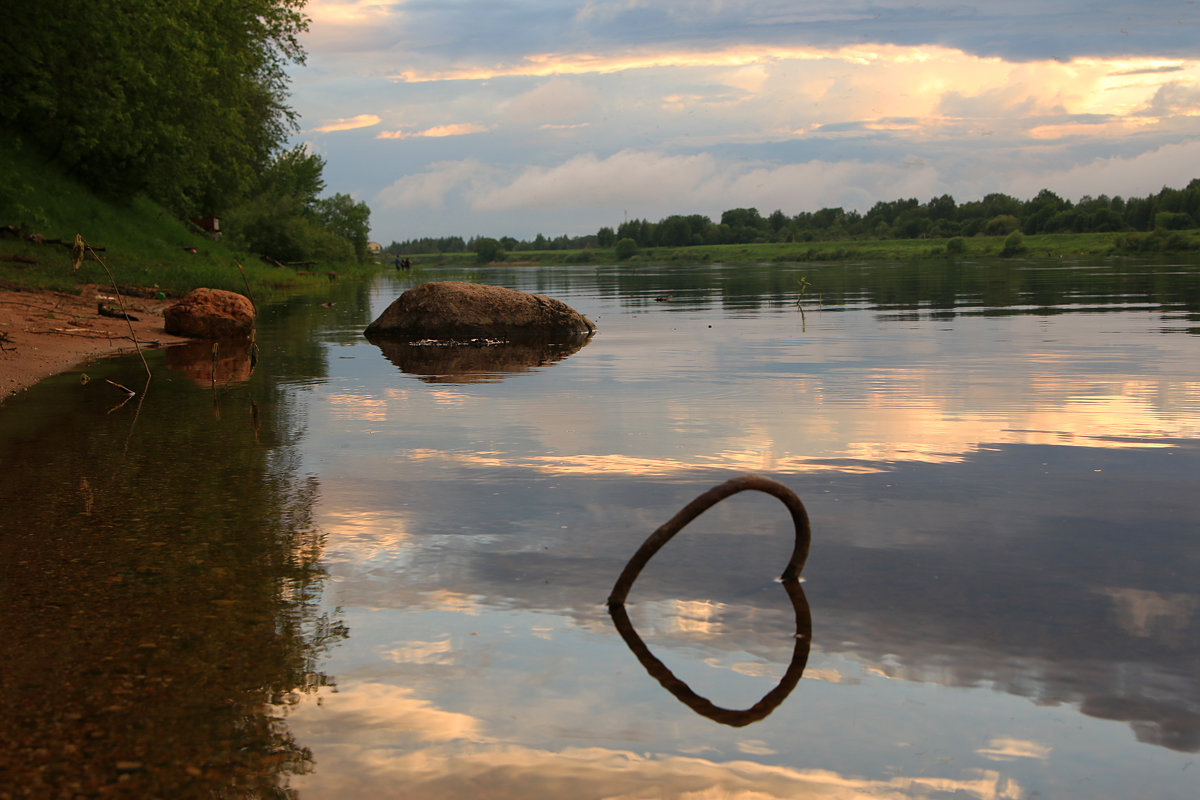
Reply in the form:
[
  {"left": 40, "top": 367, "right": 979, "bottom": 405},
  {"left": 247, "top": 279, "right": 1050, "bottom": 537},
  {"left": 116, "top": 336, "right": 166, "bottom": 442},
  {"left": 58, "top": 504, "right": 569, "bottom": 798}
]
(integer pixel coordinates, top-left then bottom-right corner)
[
  {"left": 976, "top": 737, "right": 1053, "bottom": 762},
  {"left": 1142, "top": 81, "right": 1200, "bottom": 116},
  {"left": 456, "top": 149, "right": 941, "bottom": 221},
  {"left": 1000, "top": 139, "right": 1200, "bottom": 201},
  {"left": 377, "top": 123, "right": 492, "bottom": 139},
  {"left": 375, "top": 159, "right": 496, "bottom": 211},
  {"left": 314, "top": 114, "right": 383, "bottom": 132},
  {"left": 502, "top": 78, "right": 600, "bottom": 122},
  {"left": 294, "top": 2, "right": 1200, "bottom": 241}
]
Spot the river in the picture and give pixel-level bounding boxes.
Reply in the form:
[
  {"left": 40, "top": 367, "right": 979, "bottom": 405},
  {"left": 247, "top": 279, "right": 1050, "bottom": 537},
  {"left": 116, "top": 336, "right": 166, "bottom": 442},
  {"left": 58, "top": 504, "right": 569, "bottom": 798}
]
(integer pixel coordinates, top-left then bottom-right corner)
[{"left": 2, "top": 257, "right": 1198, "bottom": 798}]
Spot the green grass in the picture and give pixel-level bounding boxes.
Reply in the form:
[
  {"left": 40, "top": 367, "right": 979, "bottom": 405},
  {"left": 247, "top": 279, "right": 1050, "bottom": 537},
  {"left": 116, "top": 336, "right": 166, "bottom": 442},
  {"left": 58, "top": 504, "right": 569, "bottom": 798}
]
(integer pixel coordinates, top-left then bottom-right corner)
[
  {"left": 0, "top": 132, "right": 382, "bottom": 299},
  {"left": 402, "top": 229, "right": 1200, "bottom": 269}
]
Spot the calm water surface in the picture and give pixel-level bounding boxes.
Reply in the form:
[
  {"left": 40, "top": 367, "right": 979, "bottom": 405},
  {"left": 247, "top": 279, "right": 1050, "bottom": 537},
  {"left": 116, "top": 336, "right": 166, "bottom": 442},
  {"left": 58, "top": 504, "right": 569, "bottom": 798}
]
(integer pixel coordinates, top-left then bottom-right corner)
[{"left": 2, "top": 259, "right": 1198, "bottom": 798}]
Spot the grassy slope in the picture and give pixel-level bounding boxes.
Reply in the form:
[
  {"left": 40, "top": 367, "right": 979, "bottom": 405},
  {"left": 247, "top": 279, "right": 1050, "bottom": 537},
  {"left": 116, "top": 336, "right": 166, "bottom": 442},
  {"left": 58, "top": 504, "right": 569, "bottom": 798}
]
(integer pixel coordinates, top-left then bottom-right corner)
[{"left": 0, "top": 134, "right": 381, "bottom": 299}]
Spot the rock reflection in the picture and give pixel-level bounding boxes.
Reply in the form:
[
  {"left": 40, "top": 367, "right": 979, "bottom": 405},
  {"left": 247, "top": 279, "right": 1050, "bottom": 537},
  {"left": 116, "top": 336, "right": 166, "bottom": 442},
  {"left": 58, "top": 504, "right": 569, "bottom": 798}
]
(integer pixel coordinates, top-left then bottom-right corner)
[
  {"left": 609, "top": 579, "right": 811, "bottom": 726},
  {"left": 165, "top": 338, "right": 255, "bottom": 386},
  {"left": 366, "top": 333, "right": 592, "bottom": 383}
]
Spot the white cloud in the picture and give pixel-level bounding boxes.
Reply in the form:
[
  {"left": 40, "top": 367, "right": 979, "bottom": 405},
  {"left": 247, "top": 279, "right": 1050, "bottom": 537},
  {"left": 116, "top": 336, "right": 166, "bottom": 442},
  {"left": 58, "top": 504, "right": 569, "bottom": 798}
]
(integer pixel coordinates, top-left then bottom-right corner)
[
  {"left": 1001, "top": 139, "right": 1200, "bottom": 202},
  {"left": 313, "top": 113, "right": 383, "bottom": 132},
  {"left": 502, "top": 78, "right": 600, "bottom": 123},
  {"left": 377, "top": 123, "right": 492, "bottom": 139},
  {"left": 375, "top": 159, "right": 495, "bottom": 211}
]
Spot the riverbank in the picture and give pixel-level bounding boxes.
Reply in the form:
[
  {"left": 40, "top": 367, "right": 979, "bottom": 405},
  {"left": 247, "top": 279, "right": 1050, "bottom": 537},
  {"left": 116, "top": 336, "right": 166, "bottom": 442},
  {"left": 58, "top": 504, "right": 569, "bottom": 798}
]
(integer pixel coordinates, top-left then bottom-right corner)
[{"left": 0, "top": 285, "right": 192, "bottom": 400}]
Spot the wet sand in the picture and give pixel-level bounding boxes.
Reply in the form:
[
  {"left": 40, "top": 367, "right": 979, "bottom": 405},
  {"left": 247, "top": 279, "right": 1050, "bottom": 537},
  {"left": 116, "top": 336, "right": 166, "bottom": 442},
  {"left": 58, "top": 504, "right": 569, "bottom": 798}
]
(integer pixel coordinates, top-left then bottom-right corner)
[{"left": 0, "top": 286, "right": 191, "bottom": 401}]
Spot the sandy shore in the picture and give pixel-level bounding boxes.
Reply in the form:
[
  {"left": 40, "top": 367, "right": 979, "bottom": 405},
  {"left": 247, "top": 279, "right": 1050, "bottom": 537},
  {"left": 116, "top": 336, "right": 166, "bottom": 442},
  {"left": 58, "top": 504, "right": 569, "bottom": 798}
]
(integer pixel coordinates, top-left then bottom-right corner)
[{"left": 0, "top": 285, "right": 192, "bottom": 401}]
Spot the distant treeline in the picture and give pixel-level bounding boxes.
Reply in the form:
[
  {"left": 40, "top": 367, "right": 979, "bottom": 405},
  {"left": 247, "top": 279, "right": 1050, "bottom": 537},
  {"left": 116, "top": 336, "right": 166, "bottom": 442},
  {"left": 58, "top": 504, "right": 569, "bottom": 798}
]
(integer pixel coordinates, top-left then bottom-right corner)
[
  {"left": 387, "top": 180, "right": 1200, "bottom": 256},
  {"left": 0, "top": 1, "right": 371, "bottom": 265}
]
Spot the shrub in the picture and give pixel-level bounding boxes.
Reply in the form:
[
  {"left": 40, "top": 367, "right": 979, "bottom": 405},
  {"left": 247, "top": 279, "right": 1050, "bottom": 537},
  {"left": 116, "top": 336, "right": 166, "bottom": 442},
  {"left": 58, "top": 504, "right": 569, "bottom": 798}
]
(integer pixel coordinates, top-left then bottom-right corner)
[
  {"left": 474, "top": 237, "right": 504, "bottom": 263},
  {"left": 614, "top": 237, "right": 638, "bottom": 260},
  {"left": 946, "top": 237, "right": 966, "bottom": 255},
  {"left": 1000, "top": 231, "right": 1027, "bottom": 256}
]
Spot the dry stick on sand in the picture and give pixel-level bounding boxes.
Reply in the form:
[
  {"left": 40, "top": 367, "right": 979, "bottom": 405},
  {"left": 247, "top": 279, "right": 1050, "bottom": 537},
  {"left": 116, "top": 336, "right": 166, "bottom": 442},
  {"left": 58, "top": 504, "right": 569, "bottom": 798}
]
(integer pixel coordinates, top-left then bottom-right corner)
[{"left": 79, "top": 235, "right": 151, "bottom": 379}]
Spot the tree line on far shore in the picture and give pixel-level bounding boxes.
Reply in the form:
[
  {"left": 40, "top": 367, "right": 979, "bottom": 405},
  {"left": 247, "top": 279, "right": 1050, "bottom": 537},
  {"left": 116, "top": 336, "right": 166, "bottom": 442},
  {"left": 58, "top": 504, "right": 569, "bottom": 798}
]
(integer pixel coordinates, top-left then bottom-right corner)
[
  {"left": 386, "top": 179, "right": 1200, "bottom": 258},
  {"left": 0, "top": 1, "right": 371, "bottom": 266}
]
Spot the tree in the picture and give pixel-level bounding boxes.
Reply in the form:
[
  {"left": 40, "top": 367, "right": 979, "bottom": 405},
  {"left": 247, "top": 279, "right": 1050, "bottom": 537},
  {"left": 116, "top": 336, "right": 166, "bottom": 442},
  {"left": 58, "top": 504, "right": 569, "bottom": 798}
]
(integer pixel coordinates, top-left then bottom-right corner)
[
  {"left": 0, "top": 0, "right": 309, "bottom": 214},
  {"left": 614, "top": 238, "right": 638, "bottom": 260},
  {"left": 474, "top": 237, "right": 503, "bottom": 264},
  {"left": 985, "top": 215, "right": 1020, "bottom": 236},
  {"left": 313, "top": 194, "right": 371, "bottom": 263}
]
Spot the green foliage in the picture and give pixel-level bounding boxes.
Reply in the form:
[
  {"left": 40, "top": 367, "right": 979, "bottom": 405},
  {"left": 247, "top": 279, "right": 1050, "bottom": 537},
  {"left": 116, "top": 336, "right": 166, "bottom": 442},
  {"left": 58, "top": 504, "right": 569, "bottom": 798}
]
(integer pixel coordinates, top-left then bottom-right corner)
[
  {"left": 0, "top": 0, "right": 308, "bottom": 215},
  {"left": 0, "top": 136, "right": 380, "bottom": 297},
  {"left": 986, "top": 215, "right": 1021, "bottom": 236},
  {"left": 474, "top": 237, "right": 504, "bottom": 264},
  {"left": 946, "top": 237, "right": 966, "bottom": 255},
  {"left": 1156, "top": 211, "right": 1194, "bottom": 231},
  {"left": 614, "top": 237, "right": 639, "bottom": 260},
  {"left": 222, "top": 149, "right": 369, "bottom": 265},
  {"left": 313, "top": 193, "right": 371, "bottom": 263},
  {"left": 1001, "top": 231, "right": 1027, "bottom": 256}
]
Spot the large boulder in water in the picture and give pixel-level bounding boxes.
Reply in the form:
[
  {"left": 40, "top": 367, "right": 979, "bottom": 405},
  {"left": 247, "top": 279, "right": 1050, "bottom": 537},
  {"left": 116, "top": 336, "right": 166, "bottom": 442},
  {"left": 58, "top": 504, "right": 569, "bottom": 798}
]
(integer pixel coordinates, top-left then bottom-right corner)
[
  {"left": 164, "top": 288, "right": 255, "bottom": 339},
  {"left": 365, "top": 281, "right": 595, "bottom": 339}
]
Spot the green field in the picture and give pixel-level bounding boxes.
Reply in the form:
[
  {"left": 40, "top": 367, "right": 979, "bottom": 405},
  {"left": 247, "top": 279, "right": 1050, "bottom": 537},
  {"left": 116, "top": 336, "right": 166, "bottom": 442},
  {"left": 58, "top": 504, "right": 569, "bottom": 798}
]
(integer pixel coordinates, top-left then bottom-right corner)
[{"left": 399, "top": 227, "right": 1200, "bottom": 271}]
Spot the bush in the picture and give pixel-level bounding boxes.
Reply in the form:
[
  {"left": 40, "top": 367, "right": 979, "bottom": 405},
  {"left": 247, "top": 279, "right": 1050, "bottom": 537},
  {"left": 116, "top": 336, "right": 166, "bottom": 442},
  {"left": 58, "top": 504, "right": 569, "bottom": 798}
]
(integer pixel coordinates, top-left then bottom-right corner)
[
  {"left": 614, "top": 237, "right": 638, "bottom": 260},
  {"left": 985, "top": 215, "right": 1020, "bottom": 236},
  {"left": 1000, "top": 231, "right": 1027, "bottom": 256},
  {"left": 946, "top": 237, "right": 966, "bottom": 255},
  {"left": 474, "top": 237, "right": 504, "bottom": 264}
]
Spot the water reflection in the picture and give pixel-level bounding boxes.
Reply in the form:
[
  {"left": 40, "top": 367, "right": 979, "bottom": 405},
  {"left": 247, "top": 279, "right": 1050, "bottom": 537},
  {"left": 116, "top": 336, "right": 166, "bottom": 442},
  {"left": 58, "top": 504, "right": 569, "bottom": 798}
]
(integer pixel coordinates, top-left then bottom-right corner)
[
  {"left": 609, "top": 579, "right": 811, "bottom": 727},
  {"left": 165, "top": 338, "right": 256, "bottom": 386},
  {"left": 365, "top": 333, "right": 593, "bottom": 383},
  {"left": 0, "top": 332, "right": 344, "bottom": 795},
  {"left": 606, "top": 475, "right": 813, "bottom": 726},
  {"left": 6, "top": 259, "right": 1200, "bottom": 798}
]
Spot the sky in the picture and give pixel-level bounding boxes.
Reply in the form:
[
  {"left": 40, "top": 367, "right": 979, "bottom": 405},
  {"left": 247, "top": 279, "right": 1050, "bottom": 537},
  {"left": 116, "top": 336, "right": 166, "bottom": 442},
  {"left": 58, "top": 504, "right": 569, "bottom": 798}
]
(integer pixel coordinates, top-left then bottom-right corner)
[{"left": 285, "top": 1, "right": 1200, "bottom": 243}]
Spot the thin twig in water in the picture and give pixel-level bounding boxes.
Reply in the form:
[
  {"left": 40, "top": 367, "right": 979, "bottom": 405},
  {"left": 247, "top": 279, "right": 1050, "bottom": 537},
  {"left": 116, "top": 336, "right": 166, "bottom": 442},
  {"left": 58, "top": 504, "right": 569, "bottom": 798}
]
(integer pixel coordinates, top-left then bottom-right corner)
[{"left": 81, "top": 235, "right": 151, "bottom": 378}]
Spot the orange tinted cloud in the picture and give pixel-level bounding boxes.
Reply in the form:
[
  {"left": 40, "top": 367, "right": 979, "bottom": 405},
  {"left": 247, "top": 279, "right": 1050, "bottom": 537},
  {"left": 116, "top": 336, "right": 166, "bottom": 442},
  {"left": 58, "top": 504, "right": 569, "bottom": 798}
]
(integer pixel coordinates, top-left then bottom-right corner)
[
  {"left": 377, "top": 123, "right": 491, "bottom": 139},
  {"left": 314, "top": 113, "right": 383, "bottom": 132}
]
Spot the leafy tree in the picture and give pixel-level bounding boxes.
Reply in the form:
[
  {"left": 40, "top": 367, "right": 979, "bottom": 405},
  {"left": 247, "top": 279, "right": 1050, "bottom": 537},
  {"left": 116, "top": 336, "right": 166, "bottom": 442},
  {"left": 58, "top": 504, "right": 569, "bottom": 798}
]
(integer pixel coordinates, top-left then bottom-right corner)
[
  {"left": 985, "top": 215, "right": 1020, "bottom": 236},
  {"left": 614, "top": 238, "right": 638, "bottom": 260},
  {"left": 474, "top": 237, "right": 504, "bottom": 263},
  {"left": 313, "top": 193, "right": 371, "bottom": 263},
  {"left": 0, "top": 0, "right": 309, "bottom": 215},
  {"left": 657, "top": 216, "right": 693, "bottom": 247}
]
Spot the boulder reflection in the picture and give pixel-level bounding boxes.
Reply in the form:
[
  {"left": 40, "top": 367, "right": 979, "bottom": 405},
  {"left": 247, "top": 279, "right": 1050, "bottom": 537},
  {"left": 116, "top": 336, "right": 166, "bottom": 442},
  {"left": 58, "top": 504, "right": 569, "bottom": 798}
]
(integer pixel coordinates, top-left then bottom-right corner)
[
  {"left": 366, "top": 333, "right": 592, "bottom": 383},
  {"left": 165, "top": 338, "right": 255, "bottom": 386},
  {"left": 609, "top": 579, "right": 811, "bottom": 727}
]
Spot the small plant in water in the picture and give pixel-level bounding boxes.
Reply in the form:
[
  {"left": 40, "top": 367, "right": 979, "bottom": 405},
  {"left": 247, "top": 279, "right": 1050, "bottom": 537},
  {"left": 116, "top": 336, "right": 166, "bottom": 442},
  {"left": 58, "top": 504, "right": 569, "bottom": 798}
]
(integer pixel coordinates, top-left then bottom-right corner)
[{"left": 794, "top": 276, "right": 820, "bottom": 308}]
